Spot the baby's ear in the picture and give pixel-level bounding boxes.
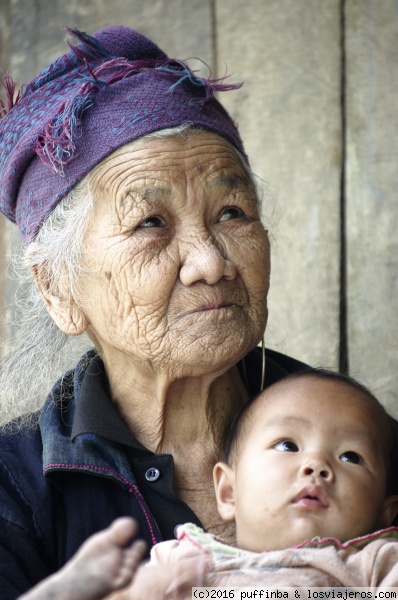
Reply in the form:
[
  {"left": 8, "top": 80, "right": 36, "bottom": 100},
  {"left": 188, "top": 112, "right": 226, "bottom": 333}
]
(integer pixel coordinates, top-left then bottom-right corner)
[
  {"left": 213, "top": 462, "right": 236, "bottom": 522},
  {"left": 379, "top": 495, "right": 398, "bottom": 528}
]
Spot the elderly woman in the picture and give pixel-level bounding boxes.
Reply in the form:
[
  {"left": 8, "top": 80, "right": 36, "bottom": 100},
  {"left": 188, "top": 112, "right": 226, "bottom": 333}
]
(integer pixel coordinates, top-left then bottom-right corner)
[{"left": 0, "top": 26, "right": 306, "bottom": 598}]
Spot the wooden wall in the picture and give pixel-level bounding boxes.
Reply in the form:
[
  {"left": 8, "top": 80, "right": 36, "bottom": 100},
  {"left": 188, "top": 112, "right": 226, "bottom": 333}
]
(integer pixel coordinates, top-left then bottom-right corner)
[{"left": 1, "top": 0, "right": 397, "bottom": 415}]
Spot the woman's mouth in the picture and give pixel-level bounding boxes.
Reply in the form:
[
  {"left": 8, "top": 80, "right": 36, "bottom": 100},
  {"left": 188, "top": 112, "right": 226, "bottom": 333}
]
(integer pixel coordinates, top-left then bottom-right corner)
[
  {"left": 179, "top": 298, "right": 239, "bottom": 318},
  {"left": 196, "top": 301, "right": 231, "bottom": 312}
]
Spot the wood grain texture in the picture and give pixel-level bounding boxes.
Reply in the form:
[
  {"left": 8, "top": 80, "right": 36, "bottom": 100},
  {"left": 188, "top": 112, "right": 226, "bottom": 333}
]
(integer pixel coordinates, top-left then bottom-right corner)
[
  {"left": 216, "top": 0, "right": 342, "bottom": 369},
  {"left": 345, "top": 0, "right": 398, "bottom": 415},
  {"left": 7, "top": 0, "right": 214, "bottom": 80}
]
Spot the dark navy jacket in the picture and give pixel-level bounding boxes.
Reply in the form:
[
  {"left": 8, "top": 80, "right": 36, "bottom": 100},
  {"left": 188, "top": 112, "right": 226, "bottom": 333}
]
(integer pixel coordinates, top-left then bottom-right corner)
[{"left": 0, "top": 348, "right": 307, "bottom": 599}]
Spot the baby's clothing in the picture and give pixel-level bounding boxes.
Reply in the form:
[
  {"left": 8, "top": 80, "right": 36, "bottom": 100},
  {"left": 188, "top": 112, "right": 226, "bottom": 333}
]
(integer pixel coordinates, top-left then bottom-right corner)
[{"left": 149, "top": 523, "right": 398, "bottom": 587}]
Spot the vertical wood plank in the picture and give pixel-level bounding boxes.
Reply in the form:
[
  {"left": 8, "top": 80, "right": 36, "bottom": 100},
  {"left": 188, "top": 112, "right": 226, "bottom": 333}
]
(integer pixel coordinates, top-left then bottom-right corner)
[
  {"left": 216, "top": 0, "right": 342, "bottom": 369},
  {"left": 346, "top": 0, "right": 398, "bottom": 415}
]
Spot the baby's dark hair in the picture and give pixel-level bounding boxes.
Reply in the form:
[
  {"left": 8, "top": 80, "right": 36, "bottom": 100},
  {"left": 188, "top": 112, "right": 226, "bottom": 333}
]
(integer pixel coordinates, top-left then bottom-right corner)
[{"left": 226, "top": 368, "right": 398, "bottom": 496}]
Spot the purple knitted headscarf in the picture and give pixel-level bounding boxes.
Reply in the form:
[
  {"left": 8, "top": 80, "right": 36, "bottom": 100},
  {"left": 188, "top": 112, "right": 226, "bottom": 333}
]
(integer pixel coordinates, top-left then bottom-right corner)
[{"left": 0, "top": 26, "right": 245, "bottom": 244}]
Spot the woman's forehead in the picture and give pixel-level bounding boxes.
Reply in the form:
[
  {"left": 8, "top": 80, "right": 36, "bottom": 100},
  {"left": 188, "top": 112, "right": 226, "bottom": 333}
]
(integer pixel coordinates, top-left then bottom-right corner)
[
  {"left": 87, "top": 136, "right": 255, "bottom": 225},
  {"left": 90, "top": 132, "right": 248, "bottom": 189}
]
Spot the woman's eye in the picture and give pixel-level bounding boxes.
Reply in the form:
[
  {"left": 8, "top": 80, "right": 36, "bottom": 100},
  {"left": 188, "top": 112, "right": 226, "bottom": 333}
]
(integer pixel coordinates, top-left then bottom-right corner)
[
  {"left": 274, "top": 440, "right": 298, "bottom": 452},
  {"left": 219, "top": 207, "right": 244, "bottom": 222},
  {"left": 340, "top": 451, "right": 363, "bottom": 465},
  {"left": 137, "top": 216, "right": 165, "bottom": 228}
]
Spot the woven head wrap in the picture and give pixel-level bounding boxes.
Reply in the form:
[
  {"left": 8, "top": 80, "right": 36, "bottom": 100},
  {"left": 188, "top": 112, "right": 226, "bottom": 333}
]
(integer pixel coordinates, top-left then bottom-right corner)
[{"left": 0, "top": 25, "right": 245, "bottom": 244}]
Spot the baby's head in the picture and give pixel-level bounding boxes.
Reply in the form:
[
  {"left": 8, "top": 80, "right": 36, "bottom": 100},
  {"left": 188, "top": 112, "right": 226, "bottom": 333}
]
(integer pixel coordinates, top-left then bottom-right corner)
[{"left": 214, "top": 369, "right": 398, "bottom": 552}]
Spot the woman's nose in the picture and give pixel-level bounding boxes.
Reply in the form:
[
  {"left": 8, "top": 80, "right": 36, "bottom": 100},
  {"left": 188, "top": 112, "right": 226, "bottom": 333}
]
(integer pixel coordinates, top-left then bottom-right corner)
[
  {"left": 299, "top": 458, "right": 334, "bottom": 482},
  {"left": 179, "top": 233, "right": 237, "bottom": 286}
]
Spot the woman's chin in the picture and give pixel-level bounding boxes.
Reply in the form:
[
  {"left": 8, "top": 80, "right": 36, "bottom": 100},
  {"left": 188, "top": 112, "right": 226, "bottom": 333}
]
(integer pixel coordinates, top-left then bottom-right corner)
[{"left": 166, "top": 333, "right": 257, "bottom": 377}]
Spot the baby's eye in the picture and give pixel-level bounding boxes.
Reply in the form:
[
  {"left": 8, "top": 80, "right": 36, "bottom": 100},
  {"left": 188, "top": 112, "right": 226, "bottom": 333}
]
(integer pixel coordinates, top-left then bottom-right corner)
[
  {"left": 340, "top": 451, "right": 363, "bottom": 465},
  {"left": 219, "top": 207, "right": 244, "bottom": 222},
  {"left": 137, "top": 216, "right": 165, "bottom": 228},
  {"left": 274, "top": 440, "right": 299, "bottom": 452}
]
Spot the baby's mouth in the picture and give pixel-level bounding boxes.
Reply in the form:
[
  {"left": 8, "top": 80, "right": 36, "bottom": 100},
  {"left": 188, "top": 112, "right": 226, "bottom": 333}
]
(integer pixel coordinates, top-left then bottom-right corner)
[{"left": 293, "top": 486, "right": 329, "bottom": 509}]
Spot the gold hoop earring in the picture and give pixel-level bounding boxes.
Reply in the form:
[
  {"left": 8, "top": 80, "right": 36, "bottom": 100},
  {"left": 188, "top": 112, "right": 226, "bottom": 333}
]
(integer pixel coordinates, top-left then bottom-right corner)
[
  {"left": 260, "top": 336, "right": 266, "bottom": 392},
  {"left": 242, "top": 354, "right": 249, "bottom": 391}
]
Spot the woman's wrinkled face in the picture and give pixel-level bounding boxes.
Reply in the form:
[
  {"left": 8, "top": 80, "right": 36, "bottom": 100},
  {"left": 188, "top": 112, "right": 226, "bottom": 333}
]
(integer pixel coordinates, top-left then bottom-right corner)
[{"left": 76, "top": 132, "right": 270, "bottom": 378}]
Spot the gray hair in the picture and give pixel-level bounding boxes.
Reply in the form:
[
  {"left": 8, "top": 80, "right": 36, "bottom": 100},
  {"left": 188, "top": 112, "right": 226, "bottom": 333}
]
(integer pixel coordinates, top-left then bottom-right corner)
[
  {"left": 0, "top": 126, "right": 260, "bottom": 429},
  {"left": 0, "top": 175, "right": 95, "bottom": 429}
]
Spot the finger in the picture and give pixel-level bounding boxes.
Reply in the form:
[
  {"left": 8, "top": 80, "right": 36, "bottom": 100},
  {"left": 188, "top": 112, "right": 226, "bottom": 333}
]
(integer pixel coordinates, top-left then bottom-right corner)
[
  {"left": 108, "top": 517, "right": 140, "bottom": 547},
  {"left": 164, "top": 555, "right": 207, "bottom": 595},
  {"left": 113, "top": 540, "right": 148, "bottom": 588}
]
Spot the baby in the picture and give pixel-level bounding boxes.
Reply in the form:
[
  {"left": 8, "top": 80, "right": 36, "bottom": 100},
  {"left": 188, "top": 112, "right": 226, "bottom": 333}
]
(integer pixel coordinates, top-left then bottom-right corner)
[
  {"left": 214, "top": 367, "right": 398, "bottom": 551},
  {"left": 21, "top": 369, "right": 398, "bottom": 597}
]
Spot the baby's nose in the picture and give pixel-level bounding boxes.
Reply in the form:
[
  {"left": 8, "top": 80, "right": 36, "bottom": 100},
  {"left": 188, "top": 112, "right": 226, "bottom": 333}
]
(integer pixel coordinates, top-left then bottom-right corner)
[{"left": 300, "top": 459, "right": 334, "bottom": 481}]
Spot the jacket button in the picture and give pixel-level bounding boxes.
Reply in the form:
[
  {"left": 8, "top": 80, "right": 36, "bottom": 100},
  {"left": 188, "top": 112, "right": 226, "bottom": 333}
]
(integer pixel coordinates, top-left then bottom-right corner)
[{"left": 145, "top": 467, "right": 160, "bottom": 482}]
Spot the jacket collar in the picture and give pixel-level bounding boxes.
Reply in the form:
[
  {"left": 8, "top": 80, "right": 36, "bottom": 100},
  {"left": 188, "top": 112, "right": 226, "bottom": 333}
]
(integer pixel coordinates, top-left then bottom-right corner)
[{"left": 40, "top": 350, "right": 144, "bottom": 487}]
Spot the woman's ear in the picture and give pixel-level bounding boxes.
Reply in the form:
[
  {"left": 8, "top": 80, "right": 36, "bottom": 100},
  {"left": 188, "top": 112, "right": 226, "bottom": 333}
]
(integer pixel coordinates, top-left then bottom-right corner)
[
  {"left": 379, "top": 495, "right": 398, "bottom": 529},
  {"left": 28, "top": 250, "right": 88, "bottom": 337},
  {"left": 213, "top": 462, "right": 236, "bottom": 522}
]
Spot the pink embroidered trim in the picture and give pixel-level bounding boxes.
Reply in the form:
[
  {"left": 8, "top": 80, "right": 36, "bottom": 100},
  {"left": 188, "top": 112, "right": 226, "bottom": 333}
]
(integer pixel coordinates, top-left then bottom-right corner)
[
  {"left": 294, "top": 526, "right": 398, "bottom": 551},
  {"left": 129, "top": 484, "right": 158, "bottom": 546},
  {"left": 177, "top": 525, "right": 212, "bottom": 555}
]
